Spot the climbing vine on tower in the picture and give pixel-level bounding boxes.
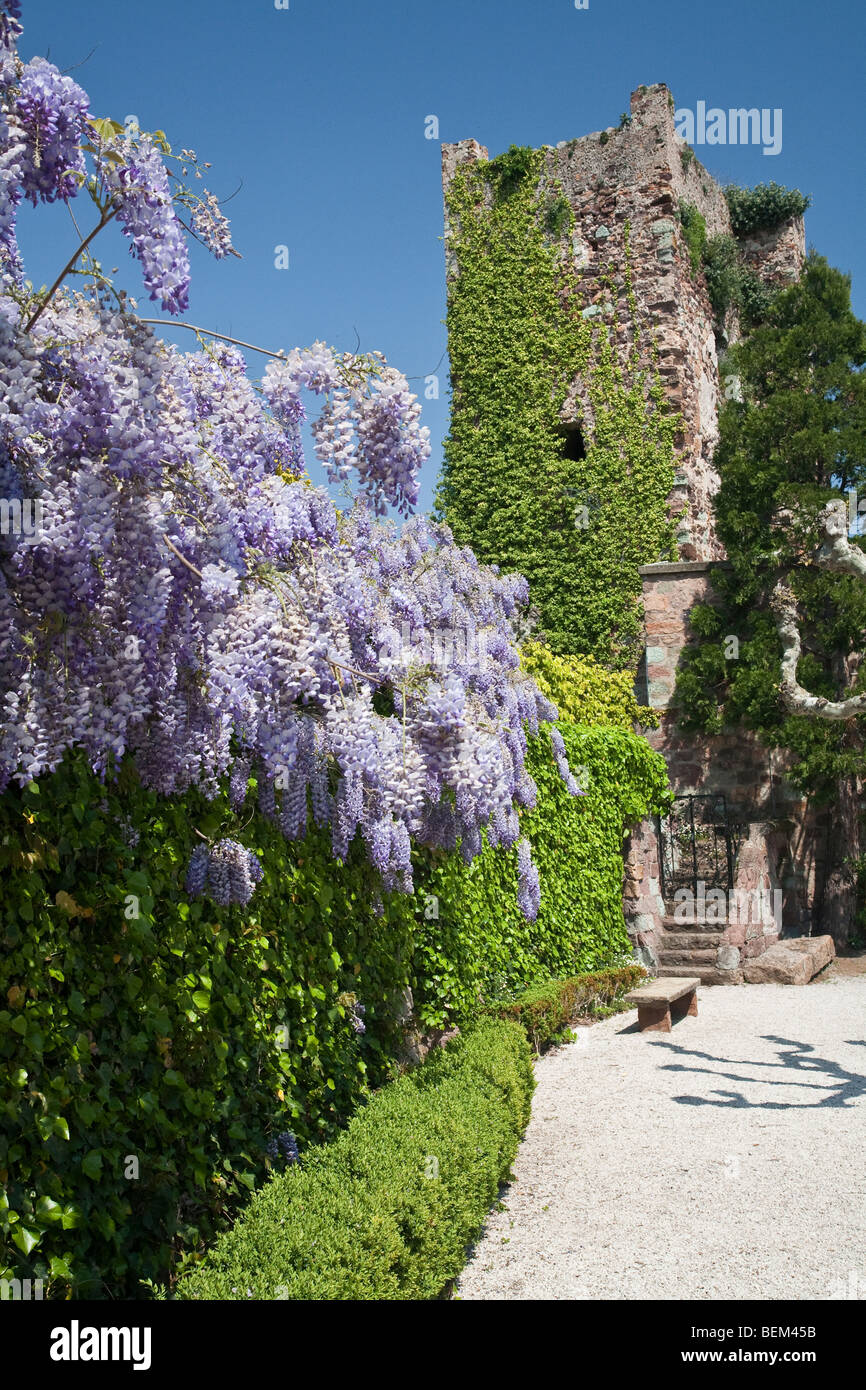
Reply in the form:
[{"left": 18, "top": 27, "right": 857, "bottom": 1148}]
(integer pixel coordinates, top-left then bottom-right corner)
[{"left": 437, "top": 145, "right": 679, "bottom": 668}]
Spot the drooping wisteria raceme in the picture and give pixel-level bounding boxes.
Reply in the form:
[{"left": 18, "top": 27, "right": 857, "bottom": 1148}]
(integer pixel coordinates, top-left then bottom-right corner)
[
  {"left": 0, "top": 3, "right": 575, "bottom": 918},
  {"left": 550, "top": 727, "right": 584, "bottom": 798},
  {"left": 185, "top": 839, "right": 264, "bottom": 907},
  {"left": 265, "top": 1132, "right": 300, "bottom": 1166}
]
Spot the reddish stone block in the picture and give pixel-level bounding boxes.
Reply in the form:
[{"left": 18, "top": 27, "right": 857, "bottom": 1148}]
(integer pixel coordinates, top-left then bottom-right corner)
[
  {"left": 723, "top": 922, "right": 746, "bottom": 948},
  {"left": 638, "top": 1003, "right": 671, "bottom": 1032},
  {"left": 743, "top": 936, "right": 767, "bottom": 959}
]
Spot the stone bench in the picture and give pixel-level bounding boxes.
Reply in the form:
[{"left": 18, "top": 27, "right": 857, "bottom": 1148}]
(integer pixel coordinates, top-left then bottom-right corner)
[{"left": 624, "top": 976, "right": 700, "bottom": 1033}]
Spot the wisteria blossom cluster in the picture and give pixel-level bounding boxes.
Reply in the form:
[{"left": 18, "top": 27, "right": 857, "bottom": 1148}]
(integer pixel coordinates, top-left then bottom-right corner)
[
  {"left": 337, "top": 993, "right": 366, "bottom": 1034},
  {"left": 0, "top": 4, "right": 576, "bottom": 920},
  {"left": 15, "top": 56, "right": 88, "bottom": 205},
  {"left": 516, "top": 838, "right": 540, "bottom": 921},
  {"left": 97, "top": 131, "right": 191, "bottom": 314},
  {"left": 185, "top": 839, "right": 264, "bottom": 907},
  {"left": 265, "top": 1131, "right": 300, "bottom": 1166},
  {"left": 264, "top": 346, "right": 427, "bottom": 517},
  {"left": 550, "top": 727, "right": 585, "bottom": 798},
  {"left": 0, "top": 5, "right": 231, "bottom": 308},
  {"left": 192, "top": 188, "right": 233, "bottom": 260}
]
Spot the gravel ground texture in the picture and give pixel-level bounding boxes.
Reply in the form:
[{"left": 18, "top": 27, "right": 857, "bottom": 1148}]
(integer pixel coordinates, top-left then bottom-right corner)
[{"left": 456, "top": 969, "right": 866, "bottom": 1301}]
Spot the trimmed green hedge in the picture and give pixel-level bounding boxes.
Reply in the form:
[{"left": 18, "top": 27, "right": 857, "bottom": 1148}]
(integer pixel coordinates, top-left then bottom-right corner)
[
  {"left": 497, "top": 965, "right": 646, "bottom": 1053},
  {"left": 174, "top": 1017, "right": 534, "bottom": 1301}
]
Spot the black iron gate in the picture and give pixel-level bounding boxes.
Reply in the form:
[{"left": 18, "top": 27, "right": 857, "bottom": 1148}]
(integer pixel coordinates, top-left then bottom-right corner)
[{"left": 658, "top": 794, "right": 741, "bottom": 900}]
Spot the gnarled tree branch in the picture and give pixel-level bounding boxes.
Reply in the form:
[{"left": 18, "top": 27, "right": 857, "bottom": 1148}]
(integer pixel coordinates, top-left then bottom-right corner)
[{"left": 771, "top": 500, "right": 866, "bottom": 719}]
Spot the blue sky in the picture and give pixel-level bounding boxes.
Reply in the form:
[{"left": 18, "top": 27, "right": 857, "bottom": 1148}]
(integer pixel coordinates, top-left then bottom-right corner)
[{"left": 16, "top": 0, "right": 866, "bottom": 513}]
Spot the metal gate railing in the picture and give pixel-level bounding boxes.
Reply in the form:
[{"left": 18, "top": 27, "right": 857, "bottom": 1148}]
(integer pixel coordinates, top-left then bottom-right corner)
[{"left": 657, "top": 793, "right": 742, "bottom": 901}]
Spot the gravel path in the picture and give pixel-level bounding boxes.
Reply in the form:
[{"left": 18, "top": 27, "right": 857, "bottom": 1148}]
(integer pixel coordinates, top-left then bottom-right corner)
[{"left": 457, "top": 970, "right": 866, "bottom": 1300}]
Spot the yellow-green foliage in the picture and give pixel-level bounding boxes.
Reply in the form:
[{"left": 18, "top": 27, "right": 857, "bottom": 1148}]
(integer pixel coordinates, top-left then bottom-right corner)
[
  {"left": 520, "top": 641, "right": 658, "bottom": 729},
  {"left": 412, "top": 724, "right": 671, "bottom": 1027}
]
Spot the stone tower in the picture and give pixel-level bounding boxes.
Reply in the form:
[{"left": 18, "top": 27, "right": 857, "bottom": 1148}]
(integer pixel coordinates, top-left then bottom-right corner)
[{"left": 441, "top": 84, "right": 830, "bottom": 982}]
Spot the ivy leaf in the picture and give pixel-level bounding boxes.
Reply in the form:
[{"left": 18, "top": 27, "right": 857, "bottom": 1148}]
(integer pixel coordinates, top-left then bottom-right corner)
[
  {"left": 81, "top": 1150, "right": 102, "bottom": 1180},
  {"left": 36, "top": 1195, "right": 63, "bottom": 1223},
  {"left": 12, "top": 1226, "right": 40, "bottom": 1256}
]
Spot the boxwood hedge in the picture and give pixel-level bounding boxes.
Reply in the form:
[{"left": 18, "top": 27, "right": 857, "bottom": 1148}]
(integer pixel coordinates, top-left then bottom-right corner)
[
  {"left": 497, "top": 964, "right": 646, "bottom": 1053},
  {"left": 173, "top": 1017, "right": 534, "bottom": 1301}
]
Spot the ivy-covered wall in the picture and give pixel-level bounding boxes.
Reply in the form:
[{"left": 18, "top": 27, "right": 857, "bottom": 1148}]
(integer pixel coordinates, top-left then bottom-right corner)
[
  {"left": 414, "top": 722, "right": 671, "bottom": 1026},
  {"left": 0, "top": 695, "right": 669, "bottom": 1298},
  {"left": 0, "top": 757, "right": 416, "bottom": 1299},
  {"left": 436, "top": 145, "right": 678, "bottom": 668}
]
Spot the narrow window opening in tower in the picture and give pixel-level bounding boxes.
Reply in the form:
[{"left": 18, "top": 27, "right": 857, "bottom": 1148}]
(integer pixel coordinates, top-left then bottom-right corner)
[{"left": 560, "top": 424, "right": 586, "bottom": 462}]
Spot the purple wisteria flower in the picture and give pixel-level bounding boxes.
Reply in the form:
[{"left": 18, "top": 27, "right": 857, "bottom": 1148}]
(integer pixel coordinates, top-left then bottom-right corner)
[
  {"left": 15, "top": 57, "right": 89, "bottom": 204},
  {"left": 0, "top": 2, "right": 22, "bottom": 50},
  {"left": 201, "top": 562, "right": 241, "bottom": 605},
  {"left": 516, "top": 838, "right": 541, "bottom": 922},
  {"left": 266, "top": 1131, "right": 300, "bottom": 1165},
  {"left": 185, "top": 842, "right": 210, "bottom": 897},
  {"left": 0, "top": 6, "right": 572, "bottom": 922},
  {"left": 184, "top": 839, "right": 262, "bottom": 906},
  {"left": 549, "top": 726, "right": 585, "bottom": 797},
  {"left": 101, "top": 134, "right": 191, "bottom": 314},
  {"left": 192, "top": 189, "right": 233, "bottom": 259}
]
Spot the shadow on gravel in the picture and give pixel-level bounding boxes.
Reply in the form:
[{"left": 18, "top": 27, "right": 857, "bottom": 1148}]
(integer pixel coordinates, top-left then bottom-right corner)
[{"left": 649, "top": 1035, "right": 866, "bottom": 1109}]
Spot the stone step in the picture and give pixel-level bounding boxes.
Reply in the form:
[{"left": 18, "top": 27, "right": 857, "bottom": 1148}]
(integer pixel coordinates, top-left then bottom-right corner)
[
  {"left": 656, "top": 965, "right": 743, "bottom": 987},
  {"left": 658, "top": 947, "right": 718, "bottom": 966},
  {"left": 661, "top": 931, "right": 724, "bottom": 950},
  {"left": 661, "top": 914, "right": 730, "bottom": 930}
]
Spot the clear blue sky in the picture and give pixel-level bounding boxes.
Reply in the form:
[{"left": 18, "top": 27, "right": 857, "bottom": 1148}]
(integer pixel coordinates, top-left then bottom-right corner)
[{"left": 16, "top": 0, "right": 866, "bottom": 512}]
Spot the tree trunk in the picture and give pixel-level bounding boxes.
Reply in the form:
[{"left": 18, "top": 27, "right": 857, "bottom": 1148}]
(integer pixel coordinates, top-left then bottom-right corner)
[{"left": 818, "top": 774, "right": 861, "bottom": 948}]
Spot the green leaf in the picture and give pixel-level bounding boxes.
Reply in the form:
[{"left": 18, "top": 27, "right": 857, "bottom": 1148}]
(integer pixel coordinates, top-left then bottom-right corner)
[
  {"left": 61, "top": 1205, "right": 82, "bottom": 1230},
  {"left": 89, "top": 116, "right": 119, "bottom": 143},
  {"left": 36, "top": 1196, "right": 63, "bottom": 1223},
  {"left": 81, "top": 1149, "right": 102, "bottom": 1180},
  {"left": 12, "top": 1226, "right": 40, "bottom": 1256}
]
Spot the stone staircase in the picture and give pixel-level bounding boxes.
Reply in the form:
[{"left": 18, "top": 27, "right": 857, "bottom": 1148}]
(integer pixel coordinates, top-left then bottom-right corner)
[{"left": 656, "top": 916, "right": 743, "bottom": 985}]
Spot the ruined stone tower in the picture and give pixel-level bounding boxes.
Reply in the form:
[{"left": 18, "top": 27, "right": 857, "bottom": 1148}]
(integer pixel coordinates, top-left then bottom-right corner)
[{"left": 441, "top": 84, "right": 830, "bottom": 982}]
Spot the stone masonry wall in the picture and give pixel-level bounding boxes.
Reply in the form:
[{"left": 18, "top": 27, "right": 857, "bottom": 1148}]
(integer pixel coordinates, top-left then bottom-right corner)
[
  {"left": 442, "top": 88, "right": 814, "bottom": 979},
  {"left": 544, "top": 84, "right": 728, "bottom": 560},
  {"left": 625, "top": 557, "right": 830, "bottom": 970},
  {"left": 442, "top": 85, "right": 805, "bottom": 565}
]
